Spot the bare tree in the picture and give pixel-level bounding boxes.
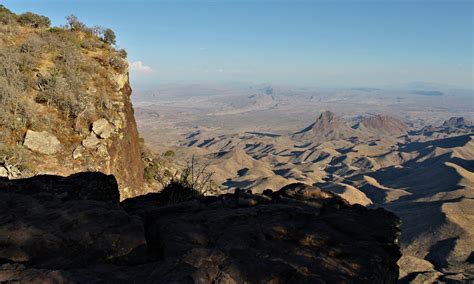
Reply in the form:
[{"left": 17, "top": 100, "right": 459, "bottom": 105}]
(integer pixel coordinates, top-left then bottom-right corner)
[{"left": 65, "top": 14, "right": 85, "bottom": 31}]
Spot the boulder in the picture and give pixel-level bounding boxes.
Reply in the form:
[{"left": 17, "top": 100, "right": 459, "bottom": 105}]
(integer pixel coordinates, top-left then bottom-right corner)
[
  {"left": 0, "top": 172, "right": 121, "bottom": 203},
  {"left": 0, "top": 173, "right": 145, "bottom": 272},
  {"left": 92, "top": 119, "right": 113, "bottom": 139},
  {"left": 72, "top": 146, "right": 85, "bottom": 159},
  {"left": 82, "top": 134, "right": 100, "bottom": 149},
  {"left": 112, "top": 72, "right": 129, "bottom": 91},
  {"left": 23, "top": 130, "right": 61, "bottom": 155},
  {"left": 0, "top": 167, "right": 7, "bottom": 178}
]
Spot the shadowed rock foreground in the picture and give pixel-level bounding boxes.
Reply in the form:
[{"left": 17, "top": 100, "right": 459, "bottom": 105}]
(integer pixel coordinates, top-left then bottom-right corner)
[{"left": 0, "top": 173, "right": 401, "bottom": 283}]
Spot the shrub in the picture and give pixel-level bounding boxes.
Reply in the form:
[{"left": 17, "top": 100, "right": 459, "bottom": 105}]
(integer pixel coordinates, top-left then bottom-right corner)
[
  {"left": 35, "top": 74, "right": 86, "bottom": 118},
  {"left": 20, "top": 35, "right": 44, "bottom": 53},
  {"left": 0, "top": 146, "right": 33, "bottom": 176},
  {"left": 159, "top": 157, "right": 220, "bottom": 203},
  {"left": 48, "top": 26, "right": 64, "bottom": 34},
  {"left": 160, "top": 156, "right": 219, "bottom": 202},
  {"left": 118, "top": 48, "right": 127, "bottom": 58},
  {"left": 0, "top": 4, "right": 16, "bottom": 25},
  {"left": 163, "top": 150, "right": 175, "bottom": 159},
  {"left": 80, "top": 39, "right": 93, "bottom": 50},
  {"left": 102, "top": 28, "right": 116, "bottom": 45},
  {"left": 17, "top": 12, "right": 50, "bottom": 28},
  {"left": 109, "top": 55, "right": 127, "bottom": 72},
  {"left": 160, "top": 180, "right": 201, "bottom": 203},
  {"left": 142, "top": 154, "right": 171, "bottom": 185},
  {"left": 0, "top": 49, "right": 30, "bottom": 90}
]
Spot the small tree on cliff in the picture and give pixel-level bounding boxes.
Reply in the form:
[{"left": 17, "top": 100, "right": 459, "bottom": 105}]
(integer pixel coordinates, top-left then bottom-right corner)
[{"left": 102, "top": 28, "right": 116, "bottom": 45}]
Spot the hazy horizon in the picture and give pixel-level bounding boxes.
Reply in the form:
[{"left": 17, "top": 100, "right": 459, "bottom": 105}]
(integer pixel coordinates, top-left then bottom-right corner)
[{"left": 4, "top": 0, "right": 473, "bottom": 90}]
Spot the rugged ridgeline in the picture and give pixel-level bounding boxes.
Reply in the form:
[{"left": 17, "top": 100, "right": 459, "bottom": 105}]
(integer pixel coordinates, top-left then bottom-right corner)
[
  {"left": 0, "top": 173, "right": 401, "bottom": 283},
  {"left": 0, "top": 6, "right": 143, "bottom": 198}
]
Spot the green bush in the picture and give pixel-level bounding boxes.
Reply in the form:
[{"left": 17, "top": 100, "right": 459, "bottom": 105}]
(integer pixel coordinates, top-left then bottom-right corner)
[
  {"left": 163, "top": 150, "right": 175, "bottom": 159},
  {"left": 118, "top": 48, "right": 127, "bottom": 58},
  {"left": 17, "top": 12, "right": 50, "bottom": 28},
  {"left": 102, "top": 28, "right": 116, "bottom": 45},
  {"left": 48, "top": 26, "right": 64, "bottom": 34},
  {"left": 0, "top": 4, "right": 16, "bottom": 25}
]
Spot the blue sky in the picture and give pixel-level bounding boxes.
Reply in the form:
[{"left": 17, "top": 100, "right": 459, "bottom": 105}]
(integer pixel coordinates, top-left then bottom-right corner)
[{"left": 3, "top": 0, "right": 473, "bottom": 89}]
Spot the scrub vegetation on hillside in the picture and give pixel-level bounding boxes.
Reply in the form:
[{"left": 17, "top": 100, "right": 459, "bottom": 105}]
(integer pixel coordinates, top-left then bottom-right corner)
[
  {"left": 0, "top": 5, "right": 126, "bottom": 147},
  {"left": 0, "top": 5, "right": 131, "bottom": 177}
]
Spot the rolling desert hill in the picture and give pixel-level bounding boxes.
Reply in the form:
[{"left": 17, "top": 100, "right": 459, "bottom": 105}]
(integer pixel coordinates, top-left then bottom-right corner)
[
  {"left": 354, "top": 114, "right": 408, "bottom": 136},
  {"left": 137, "top": 95, "right": 474, "bottom": 282}
]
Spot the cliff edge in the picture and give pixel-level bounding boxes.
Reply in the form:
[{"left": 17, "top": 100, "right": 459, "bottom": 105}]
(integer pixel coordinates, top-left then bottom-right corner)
[{"left": 0, "top": 6, "right": 143, "bottom": 198}]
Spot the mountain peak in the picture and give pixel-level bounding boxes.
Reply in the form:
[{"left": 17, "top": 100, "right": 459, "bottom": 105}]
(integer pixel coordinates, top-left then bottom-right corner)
[
  {"left": 293, "top": 111, "right": 358, "bottom": 141},
  {"left": 319, "top": 110, "right": 336, "bottom": 122}
]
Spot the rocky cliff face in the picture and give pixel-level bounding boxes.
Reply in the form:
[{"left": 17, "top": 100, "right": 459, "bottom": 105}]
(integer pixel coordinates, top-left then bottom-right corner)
[
  {"left": 0, "top": 7, "right": 143, "bottom": 198},
  {"left": 103, "top": 78, "right": 144, "bottom": 198},
  {"left": 0, "top": 174, "right": 401, "bottom": 283}
]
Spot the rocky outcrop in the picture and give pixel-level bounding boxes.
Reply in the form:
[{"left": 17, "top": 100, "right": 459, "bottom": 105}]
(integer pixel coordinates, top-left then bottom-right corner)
[
  {"left": 0, "top": 174, "right": 401, "bottom": 283},
  {"left": 71, "top": 79, "right": 144, "bottom": 199},
  {"left": 107, "top": 80, "right": 144, "bottom": 198},
  {"left": 23, "top": 130, "right": 61, "bottom": 155},
  {"left": 0, "top": 10, "right": 144, "bottom": 199},
  {"left": 15, "top": 74, "right": 144, "bottom": 200},
  {"left": 82, "top": 133, "right": 101, "bottom": 149},
  {"left": 92, "top": 118, "right": 113, "bottom": 139},
  {"left": 442, "top": 117, "right": 472, "bottom": 130}
]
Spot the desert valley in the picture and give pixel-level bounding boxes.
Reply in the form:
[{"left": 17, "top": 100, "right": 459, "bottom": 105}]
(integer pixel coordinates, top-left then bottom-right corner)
[{"left": 135, "top": 84, "right": 474, "bottom": 281}]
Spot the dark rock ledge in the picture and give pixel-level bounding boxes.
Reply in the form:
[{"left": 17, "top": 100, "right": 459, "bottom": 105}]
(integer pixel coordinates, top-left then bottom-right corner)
[{"left": 0, "top": 173, "right": 401, "bottom": 283}]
